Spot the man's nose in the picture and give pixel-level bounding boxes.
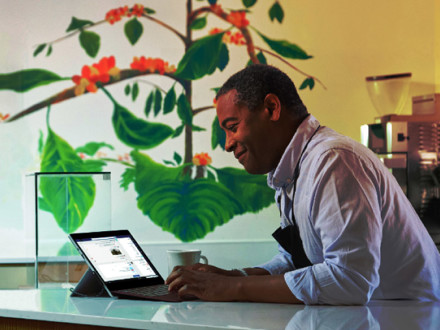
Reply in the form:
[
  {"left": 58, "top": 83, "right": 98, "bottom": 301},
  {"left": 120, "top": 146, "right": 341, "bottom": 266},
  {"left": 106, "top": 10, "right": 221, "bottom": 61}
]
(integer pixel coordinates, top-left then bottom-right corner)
[{"left": 225, "top": 135, "right": 235, "bottom": 153}]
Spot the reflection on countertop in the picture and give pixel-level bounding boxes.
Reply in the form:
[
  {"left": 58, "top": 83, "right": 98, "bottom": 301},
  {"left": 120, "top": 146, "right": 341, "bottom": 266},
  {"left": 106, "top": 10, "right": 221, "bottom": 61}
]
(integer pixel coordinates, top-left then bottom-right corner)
[
  {"left": 159, "top": 300, "right": 440, "bottom": 330},
  {"left": 0, "top": 289, "right": 438, "bottom": 330}
]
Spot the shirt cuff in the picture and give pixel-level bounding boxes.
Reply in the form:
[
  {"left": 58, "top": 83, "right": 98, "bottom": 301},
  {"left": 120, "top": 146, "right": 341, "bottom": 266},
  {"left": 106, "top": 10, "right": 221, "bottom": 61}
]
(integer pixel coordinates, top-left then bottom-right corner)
[{"left": 284, "top": 266, "right": 320, "bottom": 305}]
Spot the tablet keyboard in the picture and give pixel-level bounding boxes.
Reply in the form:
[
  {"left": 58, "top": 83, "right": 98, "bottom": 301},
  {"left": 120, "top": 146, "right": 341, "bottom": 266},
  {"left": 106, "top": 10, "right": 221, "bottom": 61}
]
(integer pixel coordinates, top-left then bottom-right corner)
[
  {"left": 113, "top": 284, "right": 182, "bottom": 302},
  {"left": 119, "top": 284, "right": 170, "bottom": 297}
]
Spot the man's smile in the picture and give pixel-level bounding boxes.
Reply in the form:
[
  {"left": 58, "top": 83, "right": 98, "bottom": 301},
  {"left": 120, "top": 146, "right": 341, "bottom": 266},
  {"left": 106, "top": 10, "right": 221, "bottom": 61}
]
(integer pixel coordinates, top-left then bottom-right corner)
[{"left": 235, "top": 150, "right": 247, "bottom": 163}]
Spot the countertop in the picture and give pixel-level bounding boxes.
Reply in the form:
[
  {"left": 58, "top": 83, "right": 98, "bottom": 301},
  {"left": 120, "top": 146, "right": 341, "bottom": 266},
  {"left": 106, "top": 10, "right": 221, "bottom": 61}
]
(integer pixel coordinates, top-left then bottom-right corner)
[{"left": 0, "top": 289, "right": 439, "bottom": 329}]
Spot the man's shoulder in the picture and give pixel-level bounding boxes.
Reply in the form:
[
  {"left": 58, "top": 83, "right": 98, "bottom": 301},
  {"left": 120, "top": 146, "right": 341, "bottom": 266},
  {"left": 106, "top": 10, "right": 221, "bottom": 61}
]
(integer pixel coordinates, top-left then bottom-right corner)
[
  {"left": 307, "top": 127, "right": 379, "bottom": 164},
  {"left": 313, "top": 127, "right": 362, "bottom": 152}
]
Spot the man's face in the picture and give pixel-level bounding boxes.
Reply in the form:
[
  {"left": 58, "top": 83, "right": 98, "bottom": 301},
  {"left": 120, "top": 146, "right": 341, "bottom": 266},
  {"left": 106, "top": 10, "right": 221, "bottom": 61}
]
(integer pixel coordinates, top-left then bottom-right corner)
[{"left": 216, "top": 89, "right": 278, "bottom": 174}]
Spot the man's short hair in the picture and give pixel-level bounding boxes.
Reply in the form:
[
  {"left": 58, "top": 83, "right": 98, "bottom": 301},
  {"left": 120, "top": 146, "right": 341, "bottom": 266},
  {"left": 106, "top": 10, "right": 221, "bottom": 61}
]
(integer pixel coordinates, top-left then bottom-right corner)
[{"left": 216, "top": 64, "right": 308, "bottom": 117}]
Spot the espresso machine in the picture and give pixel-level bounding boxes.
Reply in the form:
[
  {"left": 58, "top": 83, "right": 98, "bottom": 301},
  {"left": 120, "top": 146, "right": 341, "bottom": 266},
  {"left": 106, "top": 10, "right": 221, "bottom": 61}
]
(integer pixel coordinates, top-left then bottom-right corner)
[{"left": 361, "top": 73, "right": 440, "bottom": 250}]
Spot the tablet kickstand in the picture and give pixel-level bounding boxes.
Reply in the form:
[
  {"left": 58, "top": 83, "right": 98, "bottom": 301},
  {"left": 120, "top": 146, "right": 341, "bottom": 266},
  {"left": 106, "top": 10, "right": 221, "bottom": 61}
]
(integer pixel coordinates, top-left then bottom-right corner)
[{"left": 70, "top": 269, "right": 111, "bottom": 298}]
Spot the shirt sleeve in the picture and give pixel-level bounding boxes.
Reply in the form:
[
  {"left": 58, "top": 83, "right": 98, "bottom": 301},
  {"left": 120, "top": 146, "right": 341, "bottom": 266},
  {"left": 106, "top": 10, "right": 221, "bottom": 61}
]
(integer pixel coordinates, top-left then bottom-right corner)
[
  {"left": 257, "top": 244, "right": 296, "bottom": 275},
  {"left": 285, "top": 148, "right": 383, "bottom": 305}
]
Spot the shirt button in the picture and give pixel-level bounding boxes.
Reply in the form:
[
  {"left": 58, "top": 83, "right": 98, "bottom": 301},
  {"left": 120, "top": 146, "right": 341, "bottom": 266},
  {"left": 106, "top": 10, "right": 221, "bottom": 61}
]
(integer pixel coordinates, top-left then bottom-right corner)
[{"left": 286, "top": 178, "right": 291, "bottom": 183}]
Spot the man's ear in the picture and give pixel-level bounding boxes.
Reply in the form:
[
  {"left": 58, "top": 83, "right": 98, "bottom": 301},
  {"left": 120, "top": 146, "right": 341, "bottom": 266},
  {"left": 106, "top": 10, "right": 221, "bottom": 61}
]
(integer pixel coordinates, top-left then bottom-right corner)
[{"left": 264, "top": 94, "right": 281, "bottom": 121}]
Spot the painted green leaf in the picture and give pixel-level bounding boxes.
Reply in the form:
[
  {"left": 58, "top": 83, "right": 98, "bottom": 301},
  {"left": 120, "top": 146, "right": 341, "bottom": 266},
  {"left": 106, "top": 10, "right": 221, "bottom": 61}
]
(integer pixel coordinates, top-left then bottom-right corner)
[
  {"left": 192, "top": 125, "right": 206, "bottom": 132},
  {"left": 207, "top": 169, "right": 216, "bottom": 180},
  {"left": 269, "top": 1, "right": 284, "bottom": 23},
  {"left": 58, "top": 242, "right": 80, "bottom": 256},
  {"left": 299, "top": 77, "right": 315, "bottom": 90},
  {"left": 132, "top": 151, "right": 243, "bottom": 242},
  {"left": 175, "top": 32, "right": 225, "bottom": 80},
  {"left": 173, "top": 152, "right": 182, "bottom": 165},
  {"left": 38, "top": 130, "right": 44, "bottom": 155},
  {"left": 120, "top": 168, "right": 136, "bottom": 191},
  {"left": 79, "top": 30, "right": 100, "bottom": 58},
  {"left": 109, "top": 93, "right": 174, "bottom": 149},
  {"left": 217, "top": 43, "right": 229, "bottom": 71},
  {"left": 172, "top": 124, "right": 185, "bottom": 138},
  {"left": 38, "top": 197, "right": 51, "bottom": 213},
  {"left": 41, "top": 128, "right": 83, "bottom": 172},
  {"left": 145, "top": 92, "right": 154, "bottom": 117},
  {"left": 255, "top": 30, "right": 312, "bottom": 60},
  {"left": 125, "top": 84, "right": 131, "bottom": 96},
  {"left": 140, "top": 180, "right": 244, "bottom": 241},
  {"left": 132, "top": 150, "right": 183, "bottom": 187},
  {"left": 243, "top": 0, "right": 257, "bottom": 7},
  {"left": 81, "top": 159, "right": 107, "bottom": 172},
  {"left": 257, "top": 51, "right": 267, "bottom": 64},
  {"left": 46, "top": 45, "right": 53, "bottom": 56},
  {"left": 190, "top": 17, "right": 207, "bottom": 30},
  {"left": 33, "top": 44, "right": 46, "bottom": 57},
  {"left": 132, "top": 82, "right": 139, "bottom": 101},
  {"left": 211, "top": 87, "right": 221, "bottom": 94},
  {"left": 75, "top": 142, "right": 114, "bottom": 156},
  {"left": 125, "top": 18, "right": 143, "bottom": 45},
  {"left": 247, "top": 51, "right": 267, "bottom": 66},
  {"left": 177, "top": 94, "right": 193, "bottom": 125},
  {"left": 215, "top": 167, "right": 273, "bottom": 213},
  {"left": 0, "top": 69, "right": 66, "bottom": 92},
  {"left": 144, "top": 7, "right": 156, "bottom": 14},
  {"left": 40, "top": 128, "right": 96, "bottom": 233},
  {"left": 211, "top": 116, "right": 226, "bottom": 150},
  {"left": 153, "top": 89, "right": 162, "bottom": 116},
  {"left": 163, "top": 86, "right": 176, "bottom": 114},
  {"left": 66, "top": 17, "right": 93, "bottom": 32}
]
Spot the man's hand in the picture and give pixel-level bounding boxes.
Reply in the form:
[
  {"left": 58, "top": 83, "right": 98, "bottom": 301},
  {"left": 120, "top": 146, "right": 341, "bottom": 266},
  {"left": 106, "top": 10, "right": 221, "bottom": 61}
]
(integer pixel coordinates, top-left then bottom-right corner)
[
  {"left": 174, "top": 263, "right": 231, "bottom": 276},
  {"left": 168, "top": 263, "right": 267, "bottom": 277},
  {"left": 165, "top": 266, "right": 302, "bottom": 304},
  {"left": 166, "top": 267, "right": 239, "bottom": 301}
]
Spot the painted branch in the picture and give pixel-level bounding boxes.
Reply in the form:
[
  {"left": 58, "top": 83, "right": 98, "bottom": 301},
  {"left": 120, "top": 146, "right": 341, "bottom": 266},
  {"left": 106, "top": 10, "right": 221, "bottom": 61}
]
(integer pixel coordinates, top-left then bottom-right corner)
[
  {"left": 141, "top": 14, "right": 187, "bottom": 44},
  {"left": 37, "top": 20, "right": 107, "bottom": 48},
  {"left": 241, "top": 28, "right": 258, "bottom": 63},
  {"left": 255, "top": 46, "right": 327, "bottom": 89},
  {"left": 193, "top": 105, "right": 215, "bottom": 116},
  {"left": 188, "top": 7, "right": 211, "bottom": 23},
  {"left": 5, "top": 70, "right": 184, "bottom": 123}
]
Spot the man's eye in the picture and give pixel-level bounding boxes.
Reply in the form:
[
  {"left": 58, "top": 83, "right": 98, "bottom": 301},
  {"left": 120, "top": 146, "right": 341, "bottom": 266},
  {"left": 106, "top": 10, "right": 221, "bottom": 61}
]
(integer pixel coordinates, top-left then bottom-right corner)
[{"left": 227, "top": 124, "right": 237, "bottom": 132}]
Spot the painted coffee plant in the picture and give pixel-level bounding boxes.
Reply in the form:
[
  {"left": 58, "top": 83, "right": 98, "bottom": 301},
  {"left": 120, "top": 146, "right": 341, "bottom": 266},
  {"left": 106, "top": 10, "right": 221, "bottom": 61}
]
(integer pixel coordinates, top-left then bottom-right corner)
[{"left": 0, "top": 0, "right": 320, "bottom": 242}]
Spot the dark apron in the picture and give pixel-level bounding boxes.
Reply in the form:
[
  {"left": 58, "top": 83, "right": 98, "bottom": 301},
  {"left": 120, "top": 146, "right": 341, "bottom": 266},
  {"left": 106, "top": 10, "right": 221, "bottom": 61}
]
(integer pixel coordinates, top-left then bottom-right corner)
[
  {"left": 272, "top": 221, "right": 312, "bottom": 269},
  {"left": 272, "top": 124, "right": 320, "bottom": 270}
]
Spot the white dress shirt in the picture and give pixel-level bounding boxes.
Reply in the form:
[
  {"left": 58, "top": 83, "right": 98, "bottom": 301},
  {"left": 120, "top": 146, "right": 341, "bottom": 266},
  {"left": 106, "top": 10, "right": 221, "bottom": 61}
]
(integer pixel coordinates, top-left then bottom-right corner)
[{"left": 259, "top": 114, "right": 440, "bottom": 305}]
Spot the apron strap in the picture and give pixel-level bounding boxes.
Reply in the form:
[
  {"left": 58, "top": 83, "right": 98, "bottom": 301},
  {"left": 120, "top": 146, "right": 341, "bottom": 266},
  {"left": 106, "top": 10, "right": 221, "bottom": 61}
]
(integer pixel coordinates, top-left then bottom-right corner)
[
  {"left": 272, "top": 225, "right": 312, "bottom": 269},
  {"left": 272, "top": 123, "right": 321, "bottom": 270}
]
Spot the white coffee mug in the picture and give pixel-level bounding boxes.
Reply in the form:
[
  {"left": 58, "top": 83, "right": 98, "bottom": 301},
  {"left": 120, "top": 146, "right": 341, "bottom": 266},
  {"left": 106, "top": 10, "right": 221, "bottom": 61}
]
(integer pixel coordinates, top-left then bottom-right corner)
[{"left": 167, "top": 249, "right": 208, "bottom": 274}]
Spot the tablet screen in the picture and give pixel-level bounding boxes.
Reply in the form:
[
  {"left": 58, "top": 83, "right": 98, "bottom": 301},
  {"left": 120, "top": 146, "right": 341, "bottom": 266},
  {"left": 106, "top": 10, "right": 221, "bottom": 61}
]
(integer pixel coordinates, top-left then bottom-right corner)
[{"left": 73, "top": 233, "right": 159, "bottom": 282}]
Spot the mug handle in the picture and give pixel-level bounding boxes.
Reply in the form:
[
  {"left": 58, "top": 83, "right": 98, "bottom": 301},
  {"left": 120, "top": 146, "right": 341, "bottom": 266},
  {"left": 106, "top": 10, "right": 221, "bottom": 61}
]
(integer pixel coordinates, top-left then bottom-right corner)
[{"left": 200, "top": 255, "right": 208, "bottom": 264}]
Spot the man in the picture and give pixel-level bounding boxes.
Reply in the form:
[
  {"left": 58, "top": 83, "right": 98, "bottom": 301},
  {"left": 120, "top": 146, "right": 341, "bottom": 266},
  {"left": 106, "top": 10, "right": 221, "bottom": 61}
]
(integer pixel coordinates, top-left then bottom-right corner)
[{"left": 166, "top": 64, "right": 440, "bottom": 305}]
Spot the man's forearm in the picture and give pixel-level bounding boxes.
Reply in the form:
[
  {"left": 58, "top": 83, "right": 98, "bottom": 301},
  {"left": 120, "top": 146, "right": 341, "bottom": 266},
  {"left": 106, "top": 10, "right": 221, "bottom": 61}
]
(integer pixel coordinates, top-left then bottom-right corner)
[
  {"left": 229, "top": 267, "right": 270, "bottom": 276},
  {"left": 244, "top": 267, "right": 270, "bottom": 276},
  {"left": 232, "top": 274, "right": 303, "bottom": 304}
]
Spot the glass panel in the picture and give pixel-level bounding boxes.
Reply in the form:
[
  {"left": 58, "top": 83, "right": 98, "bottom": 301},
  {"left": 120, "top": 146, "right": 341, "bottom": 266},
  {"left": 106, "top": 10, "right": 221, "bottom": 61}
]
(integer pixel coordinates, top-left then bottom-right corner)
[{"left": 26, "top": 172, "right": 111, "bottom": 289}]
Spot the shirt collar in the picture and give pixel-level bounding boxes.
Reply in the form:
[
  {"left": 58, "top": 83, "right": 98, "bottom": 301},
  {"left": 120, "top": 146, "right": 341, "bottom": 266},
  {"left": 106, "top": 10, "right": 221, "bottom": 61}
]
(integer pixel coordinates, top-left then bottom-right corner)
[{"left": 268, "top": 114, "right": 321, "bottom": 189}]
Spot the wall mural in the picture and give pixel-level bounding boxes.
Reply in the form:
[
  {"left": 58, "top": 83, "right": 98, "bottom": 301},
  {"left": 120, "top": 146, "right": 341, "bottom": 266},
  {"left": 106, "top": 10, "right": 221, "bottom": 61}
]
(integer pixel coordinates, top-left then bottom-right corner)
[{"left": 0, "top": 0, "right": 320, "bottom": 242}]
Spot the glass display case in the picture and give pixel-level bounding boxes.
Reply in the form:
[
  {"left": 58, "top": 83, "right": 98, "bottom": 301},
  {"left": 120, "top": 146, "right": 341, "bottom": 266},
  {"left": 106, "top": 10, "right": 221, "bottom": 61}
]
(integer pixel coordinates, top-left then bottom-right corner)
[{"left": 24, "top": 172, "right": 111, "bottom": 289}]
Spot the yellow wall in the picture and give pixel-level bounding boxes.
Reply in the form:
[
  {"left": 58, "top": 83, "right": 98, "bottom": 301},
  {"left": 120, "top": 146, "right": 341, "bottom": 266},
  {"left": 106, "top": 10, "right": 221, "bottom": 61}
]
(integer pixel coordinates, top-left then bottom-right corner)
[{"left": 243, "top": 0, "right": 438, "bottom": 141}]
